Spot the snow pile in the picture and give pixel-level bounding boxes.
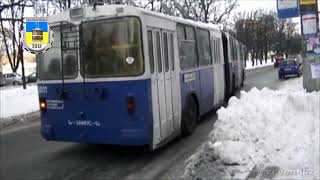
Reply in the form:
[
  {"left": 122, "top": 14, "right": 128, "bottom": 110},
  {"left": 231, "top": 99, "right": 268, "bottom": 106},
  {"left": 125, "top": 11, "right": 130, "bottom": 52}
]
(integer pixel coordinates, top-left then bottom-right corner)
[
  {"left": 0, "top": 85, "right": 39, "bottom": 118},
  {"left": 246, "top": 59, "right": 273, "bottom": 70},
  {"left": 183, "top": 78, "right": 320, "bottom": 179}
]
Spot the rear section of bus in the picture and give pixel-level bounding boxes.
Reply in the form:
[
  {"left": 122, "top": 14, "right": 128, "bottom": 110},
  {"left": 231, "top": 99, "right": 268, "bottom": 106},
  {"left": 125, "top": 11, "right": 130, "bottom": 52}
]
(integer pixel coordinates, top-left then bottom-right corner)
[{"left": 37, "top": 15, "right": 153, "bottom": 146}]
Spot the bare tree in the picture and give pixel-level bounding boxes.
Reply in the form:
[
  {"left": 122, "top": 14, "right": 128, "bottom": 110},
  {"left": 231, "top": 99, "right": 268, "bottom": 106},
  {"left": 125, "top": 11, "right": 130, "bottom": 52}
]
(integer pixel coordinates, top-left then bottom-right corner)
[
  {"left": 171, "top": 0, "right": 238, "bottom": 24},
  {"left": 0, "top": 0, "right": 34, "bottom": 89},
  {"left": 0, "top": 0, "right": 31, "bottom": 73},
  {"left": 232, "top": 9, "right": 301, "bottom": 67}
]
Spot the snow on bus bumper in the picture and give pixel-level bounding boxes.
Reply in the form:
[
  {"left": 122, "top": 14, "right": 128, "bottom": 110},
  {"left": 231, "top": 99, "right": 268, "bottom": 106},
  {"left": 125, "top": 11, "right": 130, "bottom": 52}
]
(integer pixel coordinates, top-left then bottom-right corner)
[{"left": 41, "top": 124, "right": 151, "bottom": 145}]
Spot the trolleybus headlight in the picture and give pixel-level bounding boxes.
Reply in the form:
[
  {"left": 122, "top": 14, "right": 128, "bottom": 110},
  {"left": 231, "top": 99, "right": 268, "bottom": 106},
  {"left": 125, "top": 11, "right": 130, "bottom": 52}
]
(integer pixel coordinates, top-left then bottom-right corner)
[
  {"left": 127, "top": 97, "right": 135, "bottom": 114},
  {"left": 39, "top": 99, "right": 47, "bottom": 111}
]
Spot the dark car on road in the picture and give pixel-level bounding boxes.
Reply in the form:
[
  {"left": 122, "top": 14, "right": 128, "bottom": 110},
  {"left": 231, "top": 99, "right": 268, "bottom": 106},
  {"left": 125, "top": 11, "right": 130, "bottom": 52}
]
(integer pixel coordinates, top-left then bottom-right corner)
[
  {"left": 278, "top": 59, "right": 301, "bottom": 79},
  {"left": 27, "top": 72, "right": 37, "bottom": 83}
]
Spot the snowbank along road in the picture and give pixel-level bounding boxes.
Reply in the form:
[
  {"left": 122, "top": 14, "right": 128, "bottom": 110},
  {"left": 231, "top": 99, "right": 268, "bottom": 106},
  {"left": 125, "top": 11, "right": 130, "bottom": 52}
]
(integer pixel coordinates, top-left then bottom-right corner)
[{"left": 182, "top": 77, "right": 319, "bottom": 180}]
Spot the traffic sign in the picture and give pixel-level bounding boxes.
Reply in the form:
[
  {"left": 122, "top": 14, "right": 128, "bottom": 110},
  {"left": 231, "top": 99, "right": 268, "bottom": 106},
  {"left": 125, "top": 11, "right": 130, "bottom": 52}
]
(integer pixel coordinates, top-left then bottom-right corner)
[
  {"left": 300, "top": 0, "right": 316, "bottom": 5},
  {"left": 277, "top": 0, "right": 300, "bottom": 18}
]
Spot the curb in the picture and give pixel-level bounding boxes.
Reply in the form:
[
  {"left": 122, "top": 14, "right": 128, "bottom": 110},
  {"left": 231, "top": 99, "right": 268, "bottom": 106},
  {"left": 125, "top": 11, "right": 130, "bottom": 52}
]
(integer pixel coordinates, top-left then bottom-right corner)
[{"left": 0, "top": 111, "right": 40, "bottom": 130}]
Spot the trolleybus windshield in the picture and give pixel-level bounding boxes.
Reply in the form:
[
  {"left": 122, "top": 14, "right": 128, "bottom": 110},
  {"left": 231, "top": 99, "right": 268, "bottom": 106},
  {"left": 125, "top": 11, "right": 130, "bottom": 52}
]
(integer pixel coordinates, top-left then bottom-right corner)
[{"left": 80, "top": 17, "right": 144, "bottom": 78}]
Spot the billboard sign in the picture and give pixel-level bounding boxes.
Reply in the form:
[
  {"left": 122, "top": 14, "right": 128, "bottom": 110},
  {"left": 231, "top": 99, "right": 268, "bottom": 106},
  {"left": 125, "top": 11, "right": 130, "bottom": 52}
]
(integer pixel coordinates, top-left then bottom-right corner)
[
  {"left": 300, "top": 0, "right": 316, "bottom": 5},
  {"left": 306, "top": 34, "right": 320, "bottom": 56},
  {"left": 301, "top": 13, "right": 318, "bottom": 36},
  {"left": 277, "top": 0, "right": 300, "bottom": 18},
  {"left": 310, "top": 63, "right": 320, "bottom": 79}
]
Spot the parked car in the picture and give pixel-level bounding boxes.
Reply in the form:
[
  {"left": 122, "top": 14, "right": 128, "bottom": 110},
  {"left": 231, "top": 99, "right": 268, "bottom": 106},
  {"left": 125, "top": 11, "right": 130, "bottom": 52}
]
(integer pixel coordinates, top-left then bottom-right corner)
[
  {"left": 27, "top": 72, "right": 37, "bottom": 83},
  {"left": 0, "top": 73, "right": 6, "bottom": 87},
  {"left": 3, "top": 73, "right": 23, "bottom": 85},
  {"left": 278, "top": 59, "right": 301, "bottom": 79}
]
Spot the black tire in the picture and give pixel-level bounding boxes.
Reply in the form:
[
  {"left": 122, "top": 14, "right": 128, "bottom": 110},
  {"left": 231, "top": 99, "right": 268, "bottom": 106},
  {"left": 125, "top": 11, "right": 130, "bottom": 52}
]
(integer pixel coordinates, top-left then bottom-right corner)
[
  {"left": 231, "top": 75, "right": 236, "bottom": 96},
  {"left": 181, "top": 96, "right": 198, "bottom": 136},
  {"left": 278, "top": 74, "right": 282, "bottom": 80},
  {"left": 241, "top": 70, "right": 245, "bottom": 87},
  {"left": 13, "top": 81, "right": 19, "bottom": 85}
]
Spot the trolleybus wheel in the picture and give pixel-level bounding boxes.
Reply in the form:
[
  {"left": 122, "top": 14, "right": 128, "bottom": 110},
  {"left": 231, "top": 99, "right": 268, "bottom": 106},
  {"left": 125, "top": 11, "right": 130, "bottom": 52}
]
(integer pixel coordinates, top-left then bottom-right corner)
[
  {"left": 241, "top": 70, "right": 245, "bottom": 87},
  {"left": 231, "top": 75, "right": 236, "bottom": 96},
  {"left": 181, "top": 96, "right": 198, "bottom": 136}
]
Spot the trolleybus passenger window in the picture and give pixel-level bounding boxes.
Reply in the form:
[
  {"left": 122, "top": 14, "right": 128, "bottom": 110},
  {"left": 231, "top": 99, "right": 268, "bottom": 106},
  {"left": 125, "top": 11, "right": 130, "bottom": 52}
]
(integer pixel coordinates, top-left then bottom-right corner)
[
  {"left": 216, "top": 40, "right": 219, "bottom": 63},
  {"left": 177, "top": 24, "right": 198, "bottom": 70},
  {"left": 218, "top": 39, "right": 221, "bottom": 63},
  {"left": 212, "top": 39, "right": 216, "bottom": 63},
  {"left": 177, "top": 25, "right": 185, "bottom": 40},
  {"left": 216, "top": 40, "right": 220, "bottom": 63},
  {"left": 215, "top": 40, "right": 218, "bottom": 63},
  {"left": 197, "top": 29, "right": 212, "bottom": 66},
  {"left": 229, "top": 39, "right": 232, "bottom": 60},
  {"left": 163, "top": 33, "right": 169, "bottom": 72},
  {"left": 231, "top": 39, "right": 237, "bottom": 61},
  {"left": 147, "top": 30, "right": 155, "bottom": 74},
  {"left": 234, "top": 43, "right": 238, "bottom": 60},
  {"left": 170, "top": 34, "right": 175, "bottom": 71},
  {"left": 156, "top": 32, "right": 162, "bottom": 73},
  {"left": 233, "top": 41, "right": 236, "bottom": 60},
  {"left": 186, "top": 26, "right": 195, "bottom": 40}
]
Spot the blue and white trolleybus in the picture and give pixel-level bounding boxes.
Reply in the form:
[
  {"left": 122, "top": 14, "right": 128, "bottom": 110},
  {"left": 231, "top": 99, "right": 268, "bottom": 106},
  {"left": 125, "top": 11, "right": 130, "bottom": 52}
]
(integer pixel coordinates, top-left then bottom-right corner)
[{"left": 37, "top": 5, "right": 245, "bottom": 150}]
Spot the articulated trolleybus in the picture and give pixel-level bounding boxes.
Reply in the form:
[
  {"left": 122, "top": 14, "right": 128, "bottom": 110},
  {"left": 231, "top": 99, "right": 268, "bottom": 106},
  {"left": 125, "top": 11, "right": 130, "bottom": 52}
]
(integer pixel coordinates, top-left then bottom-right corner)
[{"left": 37, "top": 5, "right": 245, "bottom": 150}]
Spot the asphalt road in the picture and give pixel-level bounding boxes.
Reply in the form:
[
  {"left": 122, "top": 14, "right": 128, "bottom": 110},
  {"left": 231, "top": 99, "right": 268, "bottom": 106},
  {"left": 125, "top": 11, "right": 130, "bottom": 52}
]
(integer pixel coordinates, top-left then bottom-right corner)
[{"left": 0, "top": 65, "right": 281, "bottom": 180}]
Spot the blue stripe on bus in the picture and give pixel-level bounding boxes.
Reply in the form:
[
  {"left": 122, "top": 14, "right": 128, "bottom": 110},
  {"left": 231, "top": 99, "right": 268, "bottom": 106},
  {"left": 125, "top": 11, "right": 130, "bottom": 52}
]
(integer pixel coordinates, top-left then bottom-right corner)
[
  {"left": 39, "top": 79, "right": 153, "bottom": 145},
  {"left": 180, "top": 67, "right": 214, "bottom": 116},
  {"left": 199, "top": 68, "right": 214, "bottom": 113}
]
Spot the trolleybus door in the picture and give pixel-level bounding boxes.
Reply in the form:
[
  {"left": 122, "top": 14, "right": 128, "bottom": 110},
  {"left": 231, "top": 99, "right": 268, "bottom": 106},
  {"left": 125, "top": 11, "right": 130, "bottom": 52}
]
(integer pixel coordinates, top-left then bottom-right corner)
[
  {"left": 149, "top": 28, "right": 176, "bottom": 146},
  {"left": 162, "top": 30, "right": 174, "bottom": 135},
  {"left": 154, "top": 30, "right": 169, "bottom": 140},
  {"left": 168, "top": 32, "right": 179, "bottom": 131},
  {"left": 148, "top": 29, "right": 161, "bottom": 146}
]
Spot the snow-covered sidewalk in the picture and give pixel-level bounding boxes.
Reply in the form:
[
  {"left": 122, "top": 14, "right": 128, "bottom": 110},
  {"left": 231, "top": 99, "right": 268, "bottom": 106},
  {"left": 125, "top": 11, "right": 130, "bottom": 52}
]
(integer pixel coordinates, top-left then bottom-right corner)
[
  {"left": 183, "top": 78, "right": 320, "bottom": 179},
  {"left": 246, "top": 59, "right": 274, "bottom": 70},
  {"left": 0, "top": 84, "right": 39, "bottom": 119}
]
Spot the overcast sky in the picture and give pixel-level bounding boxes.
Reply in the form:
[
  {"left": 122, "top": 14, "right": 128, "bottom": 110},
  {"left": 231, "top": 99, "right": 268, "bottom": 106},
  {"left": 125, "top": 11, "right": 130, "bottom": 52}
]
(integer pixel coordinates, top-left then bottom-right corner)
[
  {"left": 237, "top": 0, "right": 277, "bottom": 12},
  {"left": 24, "top": 0, "right": 314, "bottom": 32}
]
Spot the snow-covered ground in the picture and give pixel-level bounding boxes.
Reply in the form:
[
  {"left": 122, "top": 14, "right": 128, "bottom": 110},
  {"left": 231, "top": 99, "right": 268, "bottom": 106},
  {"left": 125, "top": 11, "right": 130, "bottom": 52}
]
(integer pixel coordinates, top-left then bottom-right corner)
[
  {"left": 246, "top": 59, "right": 274, "bottom": 70},
  {"left": 0, "top": 84, "right": 39, "bottom": 118},
  {"left": 183, "top": 77, "right": 320, "bottom": 179}
]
